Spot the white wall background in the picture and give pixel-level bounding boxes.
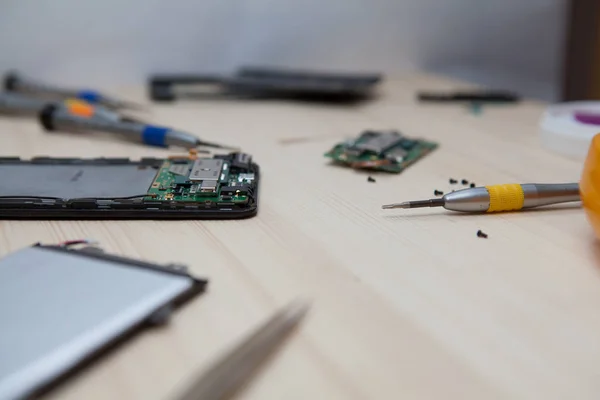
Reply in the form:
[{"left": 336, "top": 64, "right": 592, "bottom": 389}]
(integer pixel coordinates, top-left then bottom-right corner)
[{"left": 0, "top": 0, "right": 567, "bottom": 100}]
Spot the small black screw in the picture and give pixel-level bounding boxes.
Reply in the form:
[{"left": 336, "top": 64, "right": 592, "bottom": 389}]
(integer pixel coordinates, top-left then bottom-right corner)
[
  {"left": 477, "top": 230, "right": 488, "bottom": 239},
  {"left": 470, "top": 183, "right": 476, "bottom": 188},
  {"left": 367, "top": 176, "right": 376, "bottom": 183},
  {"left": 449, "top": 178, "right": 458, "bottom": 184},
  {"left": 434, "top": 190, "right": 444, "bottom": 196},
  {"left": 461, "top": 179, "right": 469, "bottom": 185}
]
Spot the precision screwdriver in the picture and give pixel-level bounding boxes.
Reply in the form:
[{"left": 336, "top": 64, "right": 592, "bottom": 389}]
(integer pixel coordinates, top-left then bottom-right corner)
[
  {"left": 382, "top": 183, "right": 581, "bottom": 213},
  {"left": 0, "top": 91, "right": 125, "bottom": 122},
  {"left": 4, "top": 71, "right": 144, "bottom": 111},
  {"left": 39, "top": 104, "right": 235, "bottom": 150}
]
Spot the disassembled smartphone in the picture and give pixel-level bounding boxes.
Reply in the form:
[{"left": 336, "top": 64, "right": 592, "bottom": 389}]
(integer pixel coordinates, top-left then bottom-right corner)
[
  {"left": 0, "top": 152, "right": 259, "bottom": 219},
  {"left": 325, "top": 130, "right": 438, "bottom": 173},
  {"left": 0, "top": 241, "right": 207, "bottom": 400}
]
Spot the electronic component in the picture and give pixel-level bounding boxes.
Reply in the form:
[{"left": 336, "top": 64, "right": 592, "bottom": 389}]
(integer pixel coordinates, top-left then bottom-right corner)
[
  {"left": 143, "top": 154, "right": 257, "bottom": 206},
  {"left": 168, "top": 163, "right": 190, "bottom": 176},
  {"left": 174, "top": 175, "right": 192, "bottom": 186},
  {"left": 200, "top": 180, "right": 218, "bottom": 193},
  {"left": 237, "top": 173, "right": 255, "bottom": 182},
  {"left": 0, "top": 243, "right": 207, "bottom": 399},
  {"left": 186, "top": 159, "right": 223, "bottom": 194},
  {"left": 232, "top": 153, "right": 252, "bottom": 170},
  {"left": 0, "top": 154, "right": 259, "bottom": 219},
  {"left": 221, "top": 185, "right": 250, "bottom": 196},
  {"left": 325, "top": 130, "right": 438, "bottom": 173},
  {"left": 189, "top": 159, "right": 224, "bottom": 181},
  {"left": 349, "top": 130, "right": 402, "bottom": 155},
  {"left": 384, "top": 146, "right": 409, "bottom": 162}
]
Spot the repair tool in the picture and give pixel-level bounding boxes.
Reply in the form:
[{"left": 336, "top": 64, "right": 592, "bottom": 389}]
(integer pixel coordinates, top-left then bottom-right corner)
[
  {"left": 172, "top": 300, "right": 310, "bottom": 400},
  {"left": 0, "top": 91, "right": 126, "bottom": 122},
  {"left": 39, "top": 104, "right": 234, "bottom": 150},
  {"left": 4, "top": 71, "right": 144, "bottom": 110},
  {"left": 382, "top": 183, "right": 580, "bottom": 212}
]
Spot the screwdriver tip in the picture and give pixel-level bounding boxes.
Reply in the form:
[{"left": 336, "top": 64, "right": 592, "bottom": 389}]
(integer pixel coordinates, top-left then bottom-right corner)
[
  {"left": 196, "top": 140, "right": 239, "bottom": 151},
  {"left": 382, "top": 202, "right": 410, "bottom": 209},
  {"left": 382, "top": 198, "right": 445, "bottom": 210},
  {"left": 118, "top": 100, "right": 148, "bottom": 111}
]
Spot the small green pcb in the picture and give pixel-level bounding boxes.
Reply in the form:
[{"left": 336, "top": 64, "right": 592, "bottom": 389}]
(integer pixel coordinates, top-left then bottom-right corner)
[
  {"left": 325, "top": 130, "right": 438, "bottom": 173},
  {"left": 144, "top": 157, "right": 254, "bottom": 205}
]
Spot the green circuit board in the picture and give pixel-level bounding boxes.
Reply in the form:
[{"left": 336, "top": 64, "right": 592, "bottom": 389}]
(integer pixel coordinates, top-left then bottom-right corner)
[
  {"left": 144, "top": 158, "right": 254, "bottom": 205},
  {"left": 325, "top": 130, "right": 438, "bottom": 173}
]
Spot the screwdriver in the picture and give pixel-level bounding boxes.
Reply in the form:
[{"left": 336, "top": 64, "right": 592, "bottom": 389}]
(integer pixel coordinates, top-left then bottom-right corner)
[
  {"left": 4, "top": 71, "right": 144, "bottom": 111},
  {"left": 39, "top": 104, "right": 235, "bottom": 150},
  {"left": 0, "top": 91, "right": 125, "bottom": 122},
  {"left": 382, "top": 183, "right": 581, "bottom": 212}
]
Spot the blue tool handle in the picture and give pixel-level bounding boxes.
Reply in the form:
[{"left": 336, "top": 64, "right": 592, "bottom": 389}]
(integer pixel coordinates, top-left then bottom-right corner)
[
  {"left": 141, "top": 125, "right": 169, "bottom": 147},
  {"left": 76, "top": 90, "right": 102, "bottom": 104}
]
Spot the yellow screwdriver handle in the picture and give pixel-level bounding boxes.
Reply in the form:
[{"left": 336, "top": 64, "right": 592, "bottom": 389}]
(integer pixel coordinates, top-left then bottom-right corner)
[{"left": 486, "top": 184, "right": 524, "bottom": 212}]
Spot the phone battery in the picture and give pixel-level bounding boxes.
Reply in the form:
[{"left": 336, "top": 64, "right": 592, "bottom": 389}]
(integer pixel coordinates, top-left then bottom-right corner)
[{"left": 0, "top": 244, "right": 207, "bottom": 400}]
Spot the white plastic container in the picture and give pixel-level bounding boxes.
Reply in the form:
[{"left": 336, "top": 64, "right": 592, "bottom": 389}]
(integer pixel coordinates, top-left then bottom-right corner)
[{"left": 540, "top": 101, "right": 600, "bottom": 160}]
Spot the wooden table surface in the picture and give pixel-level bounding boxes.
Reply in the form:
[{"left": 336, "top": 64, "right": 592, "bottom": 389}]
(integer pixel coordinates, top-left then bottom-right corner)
[{"left": 1, "top": 73, "right": 598, "bottom": 400}]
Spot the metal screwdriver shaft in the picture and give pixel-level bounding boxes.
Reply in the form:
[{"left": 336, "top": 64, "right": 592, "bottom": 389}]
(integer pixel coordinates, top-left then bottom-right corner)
[
  {"left": 382, "top": 199, "right": 444, "bottom": 209},
  {"left": 0, "top": 91, "right": 51, "bottom": 116},
  {"left": 4, "top": 71, "right": 145, "bottom": 111},
  {"left": 39, "top": 104, "right": 236, "bottom": 150},
  {"left": 0, "top": 92, "right": 126, "bottom": 122},
  {"left": 383, "top": 183, "right": 581, "bottom": 213}
]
